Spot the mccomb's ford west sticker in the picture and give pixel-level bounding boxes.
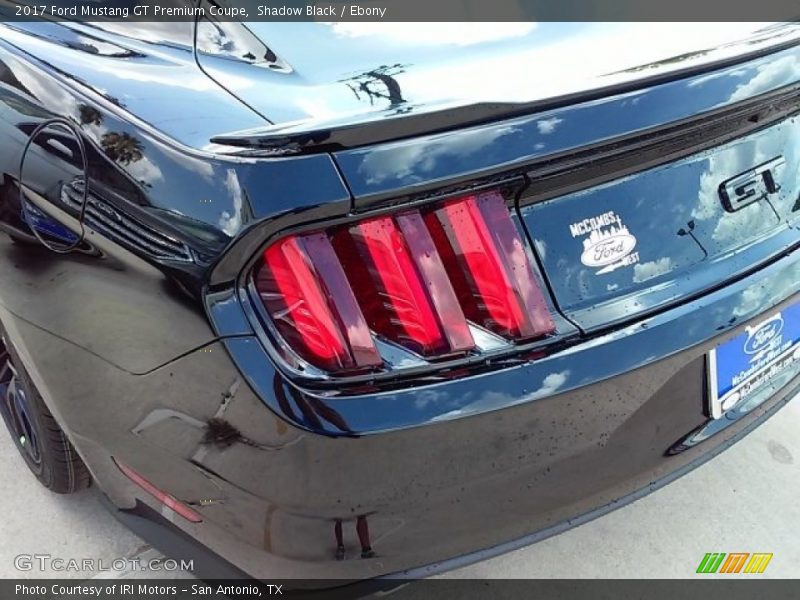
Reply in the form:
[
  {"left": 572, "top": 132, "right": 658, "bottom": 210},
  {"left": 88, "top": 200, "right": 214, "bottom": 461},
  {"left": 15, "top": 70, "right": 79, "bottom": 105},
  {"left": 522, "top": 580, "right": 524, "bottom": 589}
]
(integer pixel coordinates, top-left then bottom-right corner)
[{"left": 569, "top": 210, "right": 640, "bottom": 274}]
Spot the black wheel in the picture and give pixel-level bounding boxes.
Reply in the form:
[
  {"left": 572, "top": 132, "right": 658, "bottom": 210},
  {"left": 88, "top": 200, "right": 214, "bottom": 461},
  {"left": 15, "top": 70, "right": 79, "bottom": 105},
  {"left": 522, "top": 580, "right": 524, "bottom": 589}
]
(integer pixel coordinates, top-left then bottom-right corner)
[{"left": 0, "top": 334, "right": 91, "bottom": 493}]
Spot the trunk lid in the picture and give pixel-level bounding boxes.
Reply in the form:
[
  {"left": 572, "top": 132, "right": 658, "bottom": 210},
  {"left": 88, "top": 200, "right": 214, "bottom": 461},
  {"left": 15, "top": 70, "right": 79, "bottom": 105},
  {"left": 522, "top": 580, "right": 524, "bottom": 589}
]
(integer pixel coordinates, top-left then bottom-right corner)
[
  {"left": 519, "top": 117, "right": 800, "bottom": 332},
  {"left": 207, "top": 23, "right": 800, "bottom": 333},
  {"left": 199, "top": 22, "right": 799, "bottom": 126},
  {"left": 324, "top": 42, "right": 800, "bottom": 333}
]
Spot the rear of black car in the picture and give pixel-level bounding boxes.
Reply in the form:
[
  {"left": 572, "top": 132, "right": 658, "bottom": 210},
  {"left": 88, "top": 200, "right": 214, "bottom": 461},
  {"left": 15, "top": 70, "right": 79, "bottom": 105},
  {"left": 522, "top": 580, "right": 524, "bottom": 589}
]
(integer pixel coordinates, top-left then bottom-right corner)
[
  {"left": 169, "top": 35, "right": 800, "bottom": 579},
  {"left": 1, "top": 20, "right": 799, "bottom": 584}
]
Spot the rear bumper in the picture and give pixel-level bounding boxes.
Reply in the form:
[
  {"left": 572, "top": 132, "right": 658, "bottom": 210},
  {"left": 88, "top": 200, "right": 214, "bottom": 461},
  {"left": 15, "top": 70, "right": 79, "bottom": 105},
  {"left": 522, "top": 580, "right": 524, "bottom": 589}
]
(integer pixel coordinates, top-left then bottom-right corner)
[
  {"left": 27, "top": 243, "right": 797, "bottom": 581},
  {"left": 105, "top": 375, "right": 798, "bottom": 584}
]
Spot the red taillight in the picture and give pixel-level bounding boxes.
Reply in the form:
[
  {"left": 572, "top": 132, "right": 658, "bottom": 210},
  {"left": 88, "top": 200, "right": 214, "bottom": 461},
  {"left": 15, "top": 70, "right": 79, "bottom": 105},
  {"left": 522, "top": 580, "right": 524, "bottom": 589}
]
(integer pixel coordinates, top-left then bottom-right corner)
[
  {"left": 395, "top": 211, "right": 475, "bottom": 352},
  {"left": 255, "top": 233, "right": 381, "bottom": 372},
  {"left": 426, "top": 191, "right": 554, "bottom": 339},
  {"left": 253, "top": 190, "right": 555, "bottom": 374},
  {"left": 332, "top": 214, "right": 474, "bottom": 357}
]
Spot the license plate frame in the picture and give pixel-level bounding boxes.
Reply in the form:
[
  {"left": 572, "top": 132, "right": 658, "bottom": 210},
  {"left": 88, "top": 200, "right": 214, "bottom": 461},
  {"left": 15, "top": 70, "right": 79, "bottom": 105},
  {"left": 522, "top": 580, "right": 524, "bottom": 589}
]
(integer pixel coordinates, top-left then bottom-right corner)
[{"left": 708, "top": 301, "right": 800, "bottom": 419}]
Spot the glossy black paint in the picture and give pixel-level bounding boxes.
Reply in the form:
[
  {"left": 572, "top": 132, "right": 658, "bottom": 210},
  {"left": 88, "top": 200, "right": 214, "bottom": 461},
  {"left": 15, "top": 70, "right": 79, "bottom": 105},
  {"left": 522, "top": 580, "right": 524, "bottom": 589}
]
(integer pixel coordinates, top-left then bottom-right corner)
[
  {"left": 521, "top": 116, "right": 800, "bottom": 332},
  {"left": 0, "top": 20, "right": 799, "bottom": 582},
  {"left": 0, "top": 25, "right": 352, "bottom": 371},
  {"left": 333, "top": 45, "right": 800, "bottom": 205},
  {"left": 206, "top": 23, "right": 800, "bottom": 151}
]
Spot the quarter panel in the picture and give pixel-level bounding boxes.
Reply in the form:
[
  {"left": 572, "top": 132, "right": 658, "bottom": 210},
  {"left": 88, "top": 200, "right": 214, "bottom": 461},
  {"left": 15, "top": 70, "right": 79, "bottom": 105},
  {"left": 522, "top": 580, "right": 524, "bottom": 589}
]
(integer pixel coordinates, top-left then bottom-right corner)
[{"left": 0, "top": 39, "right": 353, "bottom": 373}]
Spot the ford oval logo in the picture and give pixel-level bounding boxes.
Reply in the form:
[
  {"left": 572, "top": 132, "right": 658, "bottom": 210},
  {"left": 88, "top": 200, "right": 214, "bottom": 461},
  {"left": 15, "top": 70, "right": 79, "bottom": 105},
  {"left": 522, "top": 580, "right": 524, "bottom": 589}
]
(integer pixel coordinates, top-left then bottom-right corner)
[
  {"left": 743, "top": 314, "right": 784, "bottom": 355},
  {"left": 580, "top": 233, "right": 637, "bottom": 268}
]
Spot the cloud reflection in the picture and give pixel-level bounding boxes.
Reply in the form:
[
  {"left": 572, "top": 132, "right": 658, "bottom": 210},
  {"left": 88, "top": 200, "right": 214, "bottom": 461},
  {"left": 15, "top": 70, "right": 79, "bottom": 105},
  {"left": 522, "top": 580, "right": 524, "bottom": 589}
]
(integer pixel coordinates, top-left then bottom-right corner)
[
  {"left": 432, "top": 370, "right": 570, "bottom": 422},
  {"left": 358, "top": 125, "right": 519, "bottom": 186},
  {"left": 328, "top": 23, "right": 538, "bottom": 46}
]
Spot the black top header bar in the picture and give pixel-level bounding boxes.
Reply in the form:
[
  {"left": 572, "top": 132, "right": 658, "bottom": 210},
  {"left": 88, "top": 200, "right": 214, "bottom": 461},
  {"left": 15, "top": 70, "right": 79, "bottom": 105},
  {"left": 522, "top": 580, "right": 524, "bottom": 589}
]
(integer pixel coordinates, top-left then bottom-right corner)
[{"left": 1, "top": 0, "right": 800, "bottom": 22}]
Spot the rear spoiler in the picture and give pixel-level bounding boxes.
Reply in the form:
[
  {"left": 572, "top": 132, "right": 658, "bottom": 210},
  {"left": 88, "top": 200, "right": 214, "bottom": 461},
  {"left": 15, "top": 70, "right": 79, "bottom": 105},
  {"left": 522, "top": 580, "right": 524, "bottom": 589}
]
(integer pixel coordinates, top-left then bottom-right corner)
[
  {"left": 209, "top": 100, "right": 527, "bottom": 155},
  {"left": 210, "top": 30, "right": 800, "bottom": 156}
]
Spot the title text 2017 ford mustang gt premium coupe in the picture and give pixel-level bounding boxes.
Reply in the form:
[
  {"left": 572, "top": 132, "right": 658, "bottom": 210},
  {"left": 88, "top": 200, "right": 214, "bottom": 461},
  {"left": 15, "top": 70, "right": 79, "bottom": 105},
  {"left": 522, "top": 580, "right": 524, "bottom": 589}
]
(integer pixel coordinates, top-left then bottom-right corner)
[{"left": 0, "top": 18, "right": 799, "bottom": 581}]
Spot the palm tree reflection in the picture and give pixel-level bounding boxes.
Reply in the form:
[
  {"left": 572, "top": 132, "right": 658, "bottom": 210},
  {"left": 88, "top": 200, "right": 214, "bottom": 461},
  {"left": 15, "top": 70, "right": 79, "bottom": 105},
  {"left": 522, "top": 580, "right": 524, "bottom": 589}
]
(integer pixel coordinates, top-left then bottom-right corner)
[
  {"left": 100, "top": 131, "right": 144, "bottom": 165},
  {"left": 342, "top": 64, "right": 411, "bottom": 114}
]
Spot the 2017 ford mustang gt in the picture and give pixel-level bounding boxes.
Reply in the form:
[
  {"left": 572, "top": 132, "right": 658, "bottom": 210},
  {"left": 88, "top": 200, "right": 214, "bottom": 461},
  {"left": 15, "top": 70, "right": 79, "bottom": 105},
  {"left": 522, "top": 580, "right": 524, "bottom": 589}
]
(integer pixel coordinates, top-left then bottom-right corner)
[{"left": 0, "top": 14, "right": 799, "bottom": 583}]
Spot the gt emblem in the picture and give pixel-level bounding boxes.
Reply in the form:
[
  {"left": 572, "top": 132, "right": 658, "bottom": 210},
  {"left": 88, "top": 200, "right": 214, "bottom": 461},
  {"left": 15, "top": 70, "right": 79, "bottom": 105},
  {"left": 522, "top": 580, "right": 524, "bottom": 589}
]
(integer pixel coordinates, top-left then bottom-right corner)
[{"left": 718, "top": 156, "right": 785, "bottom": 212}]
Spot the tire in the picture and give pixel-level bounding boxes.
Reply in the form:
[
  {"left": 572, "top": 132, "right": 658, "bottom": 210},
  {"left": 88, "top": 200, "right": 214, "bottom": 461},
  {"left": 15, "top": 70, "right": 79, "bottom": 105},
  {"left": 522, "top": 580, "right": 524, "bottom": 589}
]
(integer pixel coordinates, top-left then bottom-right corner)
[{"left": 0, "top": 334, "right": 91, "bottom": 493}]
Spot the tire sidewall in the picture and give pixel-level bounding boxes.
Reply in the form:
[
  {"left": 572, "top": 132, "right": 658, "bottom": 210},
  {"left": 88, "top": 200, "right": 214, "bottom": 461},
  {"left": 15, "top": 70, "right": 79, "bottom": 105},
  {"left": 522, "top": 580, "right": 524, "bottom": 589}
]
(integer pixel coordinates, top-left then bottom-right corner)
[{"left": 2, "top": 337, "right": 85, "bottom": 493}]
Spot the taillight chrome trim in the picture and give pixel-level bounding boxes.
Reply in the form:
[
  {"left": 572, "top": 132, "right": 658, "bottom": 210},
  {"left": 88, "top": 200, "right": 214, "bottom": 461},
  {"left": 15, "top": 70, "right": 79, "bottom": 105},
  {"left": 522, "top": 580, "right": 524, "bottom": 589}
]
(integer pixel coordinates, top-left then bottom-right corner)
[{"left": 235, "top": 188, "right": 576, "bottom": 387}]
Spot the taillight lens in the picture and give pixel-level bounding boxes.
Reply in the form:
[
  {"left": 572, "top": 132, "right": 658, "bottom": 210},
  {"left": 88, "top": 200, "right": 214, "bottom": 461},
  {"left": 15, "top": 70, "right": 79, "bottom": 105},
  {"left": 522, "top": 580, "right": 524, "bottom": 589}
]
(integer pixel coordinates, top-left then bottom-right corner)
[
  {"left": 255, "top": 233, "right": 382, "bottom": 371},
  {"left": 253, "top": 190, "right": 555, "bottom": 374},
  {"left": 425, "top": 191, "right": 554, "bottom": 339},
  {"left": 332, "top": 213, "right": 474, "bottom": 357}
]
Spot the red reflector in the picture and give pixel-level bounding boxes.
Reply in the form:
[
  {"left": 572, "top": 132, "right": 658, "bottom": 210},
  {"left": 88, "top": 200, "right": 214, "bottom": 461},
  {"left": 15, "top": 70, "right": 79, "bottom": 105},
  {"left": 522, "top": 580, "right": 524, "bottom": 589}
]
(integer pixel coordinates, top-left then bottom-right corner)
[
  {"left": 425, "top": 191, "right": 555, "bottom": 340},
  {"left": 114, "top": 459, "right": 203, "bottom": 523},
  {"left": 255, "top": 233, "right": 381, "bottom": 372},
  {"left": 333, "top": 214, "right": 475, "bottom": 356}
]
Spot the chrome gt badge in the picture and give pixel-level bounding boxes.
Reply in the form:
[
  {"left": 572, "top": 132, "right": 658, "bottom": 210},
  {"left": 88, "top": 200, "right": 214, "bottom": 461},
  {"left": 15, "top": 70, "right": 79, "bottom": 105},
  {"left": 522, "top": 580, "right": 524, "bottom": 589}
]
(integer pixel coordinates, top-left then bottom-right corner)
[
  {"left": 569, "top": 210, "right": 640, "bottom": 275},
  {"left": 718, "top": 156, "right": 785, "bottom": 212}
]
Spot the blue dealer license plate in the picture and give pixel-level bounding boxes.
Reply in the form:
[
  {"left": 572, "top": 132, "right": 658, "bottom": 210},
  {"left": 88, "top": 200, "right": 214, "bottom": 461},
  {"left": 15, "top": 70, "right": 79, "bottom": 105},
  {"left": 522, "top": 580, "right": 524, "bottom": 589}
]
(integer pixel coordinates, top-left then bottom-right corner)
[{"left": 708, "top": 301, "right": 800, "bottom": 419}]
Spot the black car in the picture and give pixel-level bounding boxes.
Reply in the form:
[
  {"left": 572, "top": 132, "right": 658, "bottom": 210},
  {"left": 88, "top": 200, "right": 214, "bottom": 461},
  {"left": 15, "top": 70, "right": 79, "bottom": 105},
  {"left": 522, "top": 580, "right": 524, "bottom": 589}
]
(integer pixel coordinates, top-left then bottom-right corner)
[{"left": 1, "top": 16, "right": 799, "bottom": 582}]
